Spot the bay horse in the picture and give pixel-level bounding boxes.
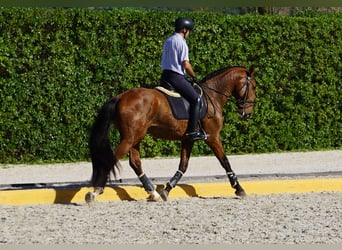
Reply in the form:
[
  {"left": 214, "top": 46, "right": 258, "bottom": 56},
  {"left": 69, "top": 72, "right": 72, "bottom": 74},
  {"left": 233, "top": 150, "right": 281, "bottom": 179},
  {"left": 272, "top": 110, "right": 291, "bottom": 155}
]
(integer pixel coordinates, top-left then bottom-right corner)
[{"left": 85, "top": 65, "right": 256, "bottom": 203}]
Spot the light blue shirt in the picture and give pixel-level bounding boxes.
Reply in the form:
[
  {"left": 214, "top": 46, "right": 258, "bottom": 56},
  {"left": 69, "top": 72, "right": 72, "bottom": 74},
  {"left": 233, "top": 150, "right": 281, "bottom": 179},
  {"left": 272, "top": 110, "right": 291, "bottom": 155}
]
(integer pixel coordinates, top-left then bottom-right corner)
[{"left": 161, "top": 33, "right": 189, "bottom": 75}]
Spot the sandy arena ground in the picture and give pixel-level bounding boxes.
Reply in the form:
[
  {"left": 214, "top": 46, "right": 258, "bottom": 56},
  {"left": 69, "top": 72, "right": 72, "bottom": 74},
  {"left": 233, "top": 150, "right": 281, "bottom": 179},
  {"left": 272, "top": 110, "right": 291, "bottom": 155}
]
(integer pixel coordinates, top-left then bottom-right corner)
[
  {"left": 0, "top": 150, "right": 341, "bottom": 244},
  {"left": 0, "top": 192, "right": 341, "bottom": 244}
]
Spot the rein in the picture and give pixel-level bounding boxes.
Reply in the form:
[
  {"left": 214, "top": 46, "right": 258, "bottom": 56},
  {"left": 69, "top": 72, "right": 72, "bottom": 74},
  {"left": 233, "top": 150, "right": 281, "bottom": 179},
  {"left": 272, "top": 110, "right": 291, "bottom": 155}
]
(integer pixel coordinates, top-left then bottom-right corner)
[
  {"left": 201, "top": 85, "right": 230, "bottom": 98},
  {"left": 201, "top": 74, "right": 255, "bottom": 117}
]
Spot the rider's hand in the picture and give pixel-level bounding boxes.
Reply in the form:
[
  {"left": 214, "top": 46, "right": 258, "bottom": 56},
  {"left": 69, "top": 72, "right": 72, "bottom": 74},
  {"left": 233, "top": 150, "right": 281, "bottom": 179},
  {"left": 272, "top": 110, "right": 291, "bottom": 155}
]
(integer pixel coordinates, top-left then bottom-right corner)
[{"left": 192, "top": 76, "right": 199, "bottom": 85}]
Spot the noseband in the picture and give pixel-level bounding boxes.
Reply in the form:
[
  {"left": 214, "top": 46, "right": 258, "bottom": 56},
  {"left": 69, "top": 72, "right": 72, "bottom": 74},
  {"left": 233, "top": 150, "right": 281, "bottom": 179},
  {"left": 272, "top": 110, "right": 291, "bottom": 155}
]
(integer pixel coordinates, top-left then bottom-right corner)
[{"left": 236, "top": 76, "right": 256, "bottom": 117}]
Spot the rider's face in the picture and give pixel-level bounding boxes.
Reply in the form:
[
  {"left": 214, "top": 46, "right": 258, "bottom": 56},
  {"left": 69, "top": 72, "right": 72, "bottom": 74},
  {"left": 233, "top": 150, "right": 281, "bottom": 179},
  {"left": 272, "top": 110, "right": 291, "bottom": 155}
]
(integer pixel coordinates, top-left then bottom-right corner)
[{"left": 184, "top": 29, "right": 191, "bottom": 38}]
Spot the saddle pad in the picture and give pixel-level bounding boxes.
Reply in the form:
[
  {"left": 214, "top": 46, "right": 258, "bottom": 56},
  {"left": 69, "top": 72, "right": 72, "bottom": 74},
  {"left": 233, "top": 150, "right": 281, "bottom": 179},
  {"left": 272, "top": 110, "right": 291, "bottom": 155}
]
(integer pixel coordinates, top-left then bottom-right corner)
[
  {"left": 155, "top": 87, "right": 207, "bottom": 120},
  {"left": 155, "top": 86, "right": 181, "bottom": 97}
]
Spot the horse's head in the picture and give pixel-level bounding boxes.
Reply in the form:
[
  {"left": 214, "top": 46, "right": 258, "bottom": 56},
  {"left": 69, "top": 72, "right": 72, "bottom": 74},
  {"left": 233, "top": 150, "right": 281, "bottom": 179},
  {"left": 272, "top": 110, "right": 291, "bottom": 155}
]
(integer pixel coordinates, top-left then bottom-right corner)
[{"left": 233, "top": 65, "right": 256, "bottom": 119}]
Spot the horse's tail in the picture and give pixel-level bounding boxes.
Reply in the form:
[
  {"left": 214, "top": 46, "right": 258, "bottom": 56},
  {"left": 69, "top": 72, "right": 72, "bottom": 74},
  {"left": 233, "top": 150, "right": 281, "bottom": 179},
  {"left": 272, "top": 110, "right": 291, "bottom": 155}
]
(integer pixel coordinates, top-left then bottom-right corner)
[{"left": 89, "top": 97, "right": 119, "bottom": 187}]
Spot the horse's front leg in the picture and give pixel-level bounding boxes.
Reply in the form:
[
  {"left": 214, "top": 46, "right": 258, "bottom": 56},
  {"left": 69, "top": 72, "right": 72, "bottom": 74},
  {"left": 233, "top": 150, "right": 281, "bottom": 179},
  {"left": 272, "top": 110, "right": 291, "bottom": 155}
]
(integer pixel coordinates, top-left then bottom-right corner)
[
  {"left": 206, "top": 137, "right": 246, "bottom": 197},
  {"left": 129, "top": 145, "right": 162, "bottom": 202},
  {"left": 161, "top": 141, "right": 194, "bottom": 201}
]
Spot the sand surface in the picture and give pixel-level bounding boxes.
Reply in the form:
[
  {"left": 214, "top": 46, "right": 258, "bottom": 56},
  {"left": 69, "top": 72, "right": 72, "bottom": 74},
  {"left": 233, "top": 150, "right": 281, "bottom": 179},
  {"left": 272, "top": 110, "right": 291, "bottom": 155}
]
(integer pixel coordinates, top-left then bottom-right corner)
[{"left": 0, "top": 150, "right": 341, "bottom": 244}]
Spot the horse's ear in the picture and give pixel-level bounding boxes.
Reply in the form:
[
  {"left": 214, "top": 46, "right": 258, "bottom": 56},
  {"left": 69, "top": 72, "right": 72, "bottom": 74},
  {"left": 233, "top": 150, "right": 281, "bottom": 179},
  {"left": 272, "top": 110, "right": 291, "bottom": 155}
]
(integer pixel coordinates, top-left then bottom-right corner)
[{"left": 248, "top": 65, "right": 255, "bottom": 77}]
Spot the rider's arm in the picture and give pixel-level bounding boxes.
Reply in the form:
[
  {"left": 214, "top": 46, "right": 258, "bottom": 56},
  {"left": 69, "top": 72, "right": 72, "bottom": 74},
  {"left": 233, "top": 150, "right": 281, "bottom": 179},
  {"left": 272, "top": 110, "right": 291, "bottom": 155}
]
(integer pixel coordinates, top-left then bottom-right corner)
[{"left": 183, "top": 60, "right": 196, "bottom": 79}]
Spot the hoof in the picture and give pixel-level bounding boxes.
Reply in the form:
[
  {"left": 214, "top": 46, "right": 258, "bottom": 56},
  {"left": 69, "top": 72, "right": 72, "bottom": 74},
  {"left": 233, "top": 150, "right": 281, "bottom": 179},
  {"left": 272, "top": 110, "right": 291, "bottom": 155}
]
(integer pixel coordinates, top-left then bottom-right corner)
[
  {"left": 160, "top": 190, "right": 169, "bottom": 201},
  {"left": 147, "top": 190, "right": 163, "bottom": 202},
  {"left": 85, "top": 192, "right": 95, "bottom": 204},
  {"left": 235, "top": 189, "right": 246, "bottom": 197}
]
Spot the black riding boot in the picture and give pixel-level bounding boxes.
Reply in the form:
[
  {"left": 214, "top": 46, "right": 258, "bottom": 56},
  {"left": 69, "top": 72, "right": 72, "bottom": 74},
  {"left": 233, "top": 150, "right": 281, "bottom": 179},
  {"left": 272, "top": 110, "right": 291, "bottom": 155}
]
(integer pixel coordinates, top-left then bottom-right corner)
[{"left": 185, "top": 97, "right": 208, "bottom": 141}]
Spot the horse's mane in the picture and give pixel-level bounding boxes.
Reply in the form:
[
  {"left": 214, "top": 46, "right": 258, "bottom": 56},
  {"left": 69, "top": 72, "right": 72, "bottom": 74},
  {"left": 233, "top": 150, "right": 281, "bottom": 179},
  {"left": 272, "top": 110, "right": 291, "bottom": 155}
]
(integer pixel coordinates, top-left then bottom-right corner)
[{"left": 200, "top": 66, "right": 247, "bottom": 83}]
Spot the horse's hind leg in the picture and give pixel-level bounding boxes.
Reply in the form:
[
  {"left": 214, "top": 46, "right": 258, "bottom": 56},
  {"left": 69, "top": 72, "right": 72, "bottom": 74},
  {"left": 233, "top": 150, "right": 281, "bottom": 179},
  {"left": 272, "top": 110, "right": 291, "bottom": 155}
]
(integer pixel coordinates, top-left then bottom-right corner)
[
  {"left": 86, "top": 139, "right": 131, "bottom": 204},
  {"left": 86, "top": 155, "right": 118, "bottom": 204},
  {"left": 160, "top": 141, "right": 194, "bottom": 201},
  {"left": 206, "top": 137, "right": 246, "bottom": 197},
  {"left": 129, "top": 145, "right": 162, "bottom": 202},
  {"left": 85, "top": 167, "right": 107, "bottom": 204}
]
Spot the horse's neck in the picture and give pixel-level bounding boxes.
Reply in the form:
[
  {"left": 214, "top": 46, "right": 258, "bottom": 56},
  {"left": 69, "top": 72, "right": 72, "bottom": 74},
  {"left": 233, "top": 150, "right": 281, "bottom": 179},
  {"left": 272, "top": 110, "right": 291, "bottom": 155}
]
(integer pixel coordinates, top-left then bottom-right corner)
[
  {"left": 203, "top": 67, "right": 244, "bottom": 108},
  {"left": 207, "top": 74, "right": 235, "bottom": 97}
]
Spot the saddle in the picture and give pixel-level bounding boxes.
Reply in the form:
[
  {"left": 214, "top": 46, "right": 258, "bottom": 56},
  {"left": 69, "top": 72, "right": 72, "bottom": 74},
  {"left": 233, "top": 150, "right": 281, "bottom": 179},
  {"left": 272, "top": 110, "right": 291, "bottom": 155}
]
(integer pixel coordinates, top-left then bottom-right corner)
[{"left": 155, "top": 80, "right": 207, "bottom": 120}]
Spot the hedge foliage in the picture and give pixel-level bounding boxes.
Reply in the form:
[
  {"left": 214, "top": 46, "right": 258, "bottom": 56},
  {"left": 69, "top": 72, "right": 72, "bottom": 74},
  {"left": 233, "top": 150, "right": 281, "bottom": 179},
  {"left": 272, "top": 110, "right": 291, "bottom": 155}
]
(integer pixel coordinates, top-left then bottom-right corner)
[{"left": 0, "top": 8, "right": 341, "bottom": 163}]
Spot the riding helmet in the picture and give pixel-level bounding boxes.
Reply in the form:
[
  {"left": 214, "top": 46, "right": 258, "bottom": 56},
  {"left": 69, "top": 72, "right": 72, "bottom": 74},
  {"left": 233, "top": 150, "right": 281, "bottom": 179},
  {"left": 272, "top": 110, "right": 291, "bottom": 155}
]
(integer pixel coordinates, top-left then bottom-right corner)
[{"left": 174, "top": 17, "right": 194, "bottom": 32}]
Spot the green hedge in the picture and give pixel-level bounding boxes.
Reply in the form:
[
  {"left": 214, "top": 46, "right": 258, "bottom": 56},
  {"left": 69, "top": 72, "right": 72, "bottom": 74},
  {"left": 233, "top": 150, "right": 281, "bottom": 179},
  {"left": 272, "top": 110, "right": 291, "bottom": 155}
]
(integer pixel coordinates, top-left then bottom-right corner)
[{"left": 0, "top": 8, "right": 341, "bottom": 163}]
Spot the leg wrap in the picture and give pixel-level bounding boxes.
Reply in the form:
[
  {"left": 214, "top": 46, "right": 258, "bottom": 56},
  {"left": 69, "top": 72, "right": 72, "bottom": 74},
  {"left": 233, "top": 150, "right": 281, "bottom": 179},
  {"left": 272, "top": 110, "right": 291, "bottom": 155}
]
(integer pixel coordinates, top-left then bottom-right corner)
[
  {"left": 227, "top": 172, "right": 238, "bottom": 188},
  {"left": 139, "top": 173, "right": 154, "bottom": 192},
  {"left": 165, "top": 170, "right": 184, "bottom": 192}
]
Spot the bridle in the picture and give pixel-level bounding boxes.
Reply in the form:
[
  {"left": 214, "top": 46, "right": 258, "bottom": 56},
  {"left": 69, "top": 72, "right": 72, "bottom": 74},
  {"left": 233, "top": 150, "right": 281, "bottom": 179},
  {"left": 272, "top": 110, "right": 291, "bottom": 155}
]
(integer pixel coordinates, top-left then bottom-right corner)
[
  {"left": 201, "top": 74, "right": 256, "bottom": 118},
  {"left": 236, "top": 76, "right": 256, "bottom": 117}
]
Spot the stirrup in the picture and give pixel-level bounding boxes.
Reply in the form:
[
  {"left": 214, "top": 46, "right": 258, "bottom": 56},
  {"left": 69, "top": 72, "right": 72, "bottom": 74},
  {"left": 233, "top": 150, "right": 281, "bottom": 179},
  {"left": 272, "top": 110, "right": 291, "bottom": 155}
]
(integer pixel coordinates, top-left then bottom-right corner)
[{"left": 185, "top": 131, "right": 209, "bottom": 141}]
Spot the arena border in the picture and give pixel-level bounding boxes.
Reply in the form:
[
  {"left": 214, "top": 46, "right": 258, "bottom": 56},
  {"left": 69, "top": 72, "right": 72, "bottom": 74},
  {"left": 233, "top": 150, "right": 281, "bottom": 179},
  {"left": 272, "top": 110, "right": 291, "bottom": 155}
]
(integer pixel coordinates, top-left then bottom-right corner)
[{"left": 0, "top": 177, "right": 341, "bottom": 205}]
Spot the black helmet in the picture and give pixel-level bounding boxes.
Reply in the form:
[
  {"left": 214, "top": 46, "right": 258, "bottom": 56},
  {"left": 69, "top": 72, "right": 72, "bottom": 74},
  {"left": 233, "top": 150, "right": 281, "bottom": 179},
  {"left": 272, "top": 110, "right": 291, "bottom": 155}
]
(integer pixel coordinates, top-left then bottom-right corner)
[{"left": 174, "top": 17, "right": 194, "bottom": 32}]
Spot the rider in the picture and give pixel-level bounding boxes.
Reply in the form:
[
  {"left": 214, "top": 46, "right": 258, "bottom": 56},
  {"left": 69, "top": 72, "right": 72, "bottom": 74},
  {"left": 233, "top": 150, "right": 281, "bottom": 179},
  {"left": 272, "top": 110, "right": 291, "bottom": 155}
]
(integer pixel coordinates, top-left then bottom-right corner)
[{"left": 161, "top": 17, "right": 207, "bottom": 141}]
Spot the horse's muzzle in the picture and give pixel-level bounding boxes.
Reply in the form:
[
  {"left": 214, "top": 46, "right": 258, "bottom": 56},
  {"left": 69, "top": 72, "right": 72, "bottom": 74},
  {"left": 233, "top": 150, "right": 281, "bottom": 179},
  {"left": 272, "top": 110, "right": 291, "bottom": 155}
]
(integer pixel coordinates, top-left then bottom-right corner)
[{"left": 239, "top": 112, "right": 252, "bottom": 119}]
